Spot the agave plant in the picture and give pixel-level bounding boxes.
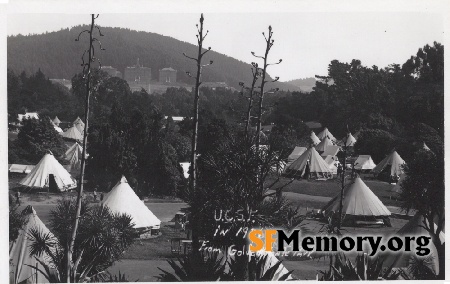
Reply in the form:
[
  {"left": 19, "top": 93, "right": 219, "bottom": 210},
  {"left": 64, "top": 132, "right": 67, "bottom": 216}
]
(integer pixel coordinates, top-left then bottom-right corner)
[
  {"left": 25, "top": 198, "right": 136, "bottom": 283},
  {"left": 319, "top": 253, "right": 401, "bottom": 280}
]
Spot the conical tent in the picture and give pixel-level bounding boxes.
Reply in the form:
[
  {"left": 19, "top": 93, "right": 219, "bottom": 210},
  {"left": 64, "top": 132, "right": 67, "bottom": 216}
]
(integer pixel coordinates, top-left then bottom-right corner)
[
  {"left": 285, "top": 147, "right": 333, "bottom": 179},
  {"left": 73, "top": 117, "right": 85, "bottom": 133},
  {"left": 315, "top": 137, "right": 334, "bottom": 153},
  {"left": 179, "top": 162, "right": 190, "bottom": 179},
  {"left": 391, "top": 174, "right": 406, "bottom": 193},
  {"left": 62, "top": 126, "right": 83, "bottom": 141},
  {"left": 354, "top": 155, "right": 377, "bottom": 170},
  {"left": 53, "top": 116, "right": 61, "bottom": 126},
  {"left": 322, "top": 177, "right": 391, "bottom": 220},
  {"left": 310, "top": 131, "right": 321, "bottom": 145},
  {"left": 382, "top": 213, "right": 444, "bottom": 275},
  {"left": 102, "top": 176, "right": 161, "bottom": 229},
  {"left": 344, "top": 133, "right": 357, "bottom": 147},
  {"left": 317, "top": 127, "right": 336, "bottom": 141},
  {"left": 324, "top": 155, "right": 340, "bottom": 175},
  {"left": 287, "top": 146, "right": 307, "bottom": 165},
  {"left": 9, "top": 206, "right": 53, "bottom": 284},
  {"left": 63, "top": 143, "right": 85, "bottom": 171},
  {"left": 422, "top": 142, "right": 431, "bottom": 151},
  {"left": 20, "top": 153, "right": 76, "bottom": 191},
  {"left": 321, "top": 145, "right": 340, "bottom": 158},
  {"left": 372, "top": 151, "right": 406, "bottom": 177}
]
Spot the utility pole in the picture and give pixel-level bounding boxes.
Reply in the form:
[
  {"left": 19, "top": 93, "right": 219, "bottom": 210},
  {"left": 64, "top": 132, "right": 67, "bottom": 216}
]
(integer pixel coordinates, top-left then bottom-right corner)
[{"left": 67, "top": 14, "right": 104, "bottom": 282}]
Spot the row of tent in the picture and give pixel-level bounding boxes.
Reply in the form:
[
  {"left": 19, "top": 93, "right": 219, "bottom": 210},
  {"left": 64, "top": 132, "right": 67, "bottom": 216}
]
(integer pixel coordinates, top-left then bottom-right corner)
[
  {"left": 17, "top": 142, "right": 86, "bottom": 192},
  {"left": 10, "top": 190, "right": 443, "bottom": 283},
  {"left": 285, "top": 144, "right": 406, "bottom": 180},
  {"left": 312, "top": 127, "right": 357, "bottom": 147},
  {"left": 317, "top": 177, "right": 443, "bottom": 275},
  {"left": 50, "top": 116, "right": 85, "bottom": 141},
  {"left": 11, "top": 178, "right": 292, "bottom": 282}
]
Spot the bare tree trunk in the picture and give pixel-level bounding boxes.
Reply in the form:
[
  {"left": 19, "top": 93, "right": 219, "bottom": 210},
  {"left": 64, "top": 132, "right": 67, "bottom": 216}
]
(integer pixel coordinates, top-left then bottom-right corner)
[
  {"left": 67, "top": 14, "right": 96, "bottom": 282},
  {"left": 244, "top": 68, "right": 259, "bottom": 139},
  {"left": 183, "top": 14, "right": 212, "bottom": 274},
  {"left": 338, "top": 139, "right": 348, "bottom": 229}
]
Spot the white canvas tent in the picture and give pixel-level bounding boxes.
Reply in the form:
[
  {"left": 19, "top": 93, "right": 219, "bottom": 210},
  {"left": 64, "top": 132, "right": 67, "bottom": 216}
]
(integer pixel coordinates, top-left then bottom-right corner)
[
  {"left": 321, "top": 145, "right": 340, "bottom": 158},
  {"left": 310, "top": 131, "right": 321, "bottom": 145},
  {"left": 179, "top": 162, "right": 190, "bottom": 179},
  {"left": 322, "top": 177, "right": 391, "bottom": 223},
  {"left": 53, "top": 116, "right": 61, "bottom": 126},
  {"left": 53, "top": 125, "right": 63, "bottom": 133},
  {"left": 343, "top": 133, "right": 357, "bottom": 147},
  {"left": 62, "top": 125, "right": 83, "bottom": 141},
  {"left": 285, "top": 147, "right": 333, "bottom": 179},
  {"left": 324, "top": 155, "right": 340, "bottom": 175},
  {"left": 102, "top": 176, "right": 161, "bottom": 229},
  {"left": 9, "top": 206, "right": 53, "bottom": 284},
  {"left": 287, "top": 146, "right": 307, "bottom": 166},
  {"left": 9, "top": 164, "right": 35, "bottom": 174},
  {"left": 19, "top": 153, "right": 76, "bottom": 191},
  {"left": 317, "top": 127, "right": 336, "bottom": 142},
  {"left": 73, "top": 117, "right": 85, "bottom": 133},
  {"left": 354, "top": 155, "right": 377, "bottom": 171},
  {"left": 315, "top": 137, "right": 335, "bottom": 153},
  {"left": 382, "top": 213, "right": 445, "bottom": 275},
  {"left": 63, "top": 143, "right": 86, "bottom": 173},
  {"left": 372, "top": 151, "right": 406, "bottom": 177}
]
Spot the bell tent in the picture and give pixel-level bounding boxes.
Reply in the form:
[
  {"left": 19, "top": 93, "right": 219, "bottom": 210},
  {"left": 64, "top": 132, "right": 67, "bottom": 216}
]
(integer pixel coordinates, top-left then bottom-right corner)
[
  {"left": 343, "top": 133, "right": 357, "bottom": 147},
  {"left": 287, "top": 146, "right": 307, "bottom": 166},
  {"left": 317, "top": 127, "right": 336, "bottom": 142},
  {"left": 324, "top": 155, "right": 341, "bottom": 175},
  {"left": 354, "top": 155, "right": 377, "bottom": 171},
  {"left": 315, "top": 137, "right": 335, "bottom": 153},
  {"left": 321, "top": 145, "right": 340, "bottom": 158},
  {"left": 73, "top": 117, "right": 85, "bottom": 133},
  {"left": 19, "top": 153, "right": 76, "bottom": 192},
  {"left": 62, "top": 125, "right": 83, "bottom": 141},
  {"left": 179, "top": 162, "right": 190, "bottom": 179},
  {"left": 63, "top": 143, "right": 86, "bottom": 173},
  {"left": 9, "top": 206, "right": 54, "bottom": 284},
  {"left": 310, "top": 131, "right": 321, "bottom": 145},
  {"left": 322, "top": 177, "right": 391, "bottom": 225},
  {"left": 102, "top": 176, "right": 161, "bottom": 230},
  {"left": 382, "top": 213, "right": 445, "bottom": 275},
  {"left": 52, "top": 116, "right": 61, "bottom": 126},
  {"left": 372, "top": 151, "right": 406, "bottom": 177},
  {"left": 284, "top": 147, "right": 333, "bottom": 179}
]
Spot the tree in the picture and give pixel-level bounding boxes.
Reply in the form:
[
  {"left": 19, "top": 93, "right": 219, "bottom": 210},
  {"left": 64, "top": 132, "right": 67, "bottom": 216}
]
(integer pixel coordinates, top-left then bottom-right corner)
[
  {"left": 27, "top": 198, "right": 135, "bottom": 282},
  {"left": 16, "top": 117, "right": 66, "bottom": 163},
  {"left": 182, "top": 13, "right": 214, "bottom": 262},
  {"left": 67, "top": 14, "right": 105, "bottom": 282},
  {"left": 353, "top": 129, "right": 397, "bottom": 163},
  {"left": 400, "top": 150, "right": 445, "bottom": 280}
]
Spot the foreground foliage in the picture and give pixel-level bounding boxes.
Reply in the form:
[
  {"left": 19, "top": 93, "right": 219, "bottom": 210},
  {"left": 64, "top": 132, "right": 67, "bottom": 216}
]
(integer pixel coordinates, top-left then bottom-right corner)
[{"left": 26, "top": 198, "right": 136, "bottom": 282}]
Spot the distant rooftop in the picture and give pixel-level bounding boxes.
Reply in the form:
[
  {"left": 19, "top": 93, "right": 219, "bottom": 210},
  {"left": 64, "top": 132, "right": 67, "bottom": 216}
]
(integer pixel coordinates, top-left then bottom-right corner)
[
  {"left": 160, "top": 67, "right": 176, "bottom": 71},
  {"left": 305, "top": 121, "right": 322, "bottom": 129}
]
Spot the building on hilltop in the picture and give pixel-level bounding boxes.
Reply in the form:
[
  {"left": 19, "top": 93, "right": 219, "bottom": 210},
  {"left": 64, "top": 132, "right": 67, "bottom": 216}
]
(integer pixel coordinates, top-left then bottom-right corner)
[
  {"left": 124, "top": 58, "right": 152, "bottom": 93},
  {"left": 201, "top": 82, "right": 236, "bottom": 91},
  {"left": 124, "top": 58, "right": 152, "bottom": 84},
  {"left": 159, "top": 67, "right": 177, "bottom": 83},
  {"left": 101, "top": 66, "right": 122, "bottom": 78}
]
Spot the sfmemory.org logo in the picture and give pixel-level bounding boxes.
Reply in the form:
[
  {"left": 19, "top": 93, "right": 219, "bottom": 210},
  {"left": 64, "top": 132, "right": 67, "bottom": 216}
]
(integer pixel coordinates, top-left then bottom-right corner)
[{"left": 248, "top": 229, "right": 432, "bottom": 256}]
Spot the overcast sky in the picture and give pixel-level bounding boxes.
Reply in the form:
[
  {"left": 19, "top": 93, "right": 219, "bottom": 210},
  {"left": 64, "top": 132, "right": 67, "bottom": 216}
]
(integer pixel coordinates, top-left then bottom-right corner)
[{"left": 5, "top": 2, "right": 446, "bottom": 81}]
